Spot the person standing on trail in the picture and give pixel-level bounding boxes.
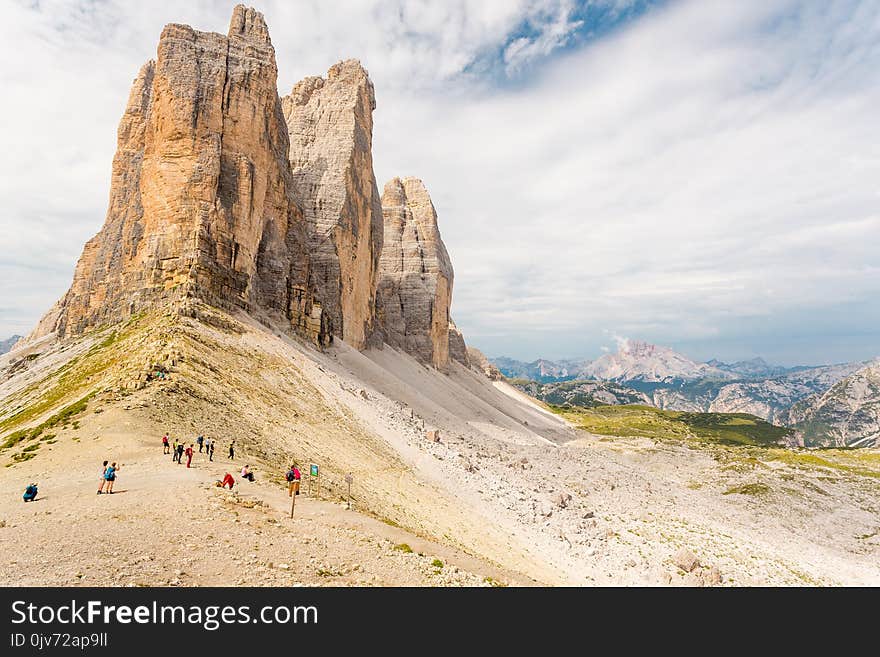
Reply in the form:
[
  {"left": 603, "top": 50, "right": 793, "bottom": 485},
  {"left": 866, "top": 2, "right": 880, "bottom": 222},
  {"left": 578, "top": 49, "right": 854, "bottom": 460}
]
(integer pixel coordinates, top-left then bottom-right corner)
[
  {"left": 185, "top": 444, "right": 194, "bottom": 468},
  {"left": 176, "top": 443, "right": 184, "bottom": 465},
  {"left": 104, "top": 462, "right": 119, "bottom": 494},
  {"left": 228, "top": 441, "right": 235, "bottom": 460},
  {"left": 162, "top": 435, "right": 170, "bottom": 454},
  {"left": 172, "top": 438, "right": 179, "bottom": 462},
  {"left": 97, "top": 460, "right": 109, "bottom": 494},
  {"left": 286, "top": 464, "right": 301, "bottom": 497},
  {"left": 197, "top": 435, "right": 204, "bottom": 453},
  {"left": 208, "top": 440, "right": 215, "bottom": 462}
]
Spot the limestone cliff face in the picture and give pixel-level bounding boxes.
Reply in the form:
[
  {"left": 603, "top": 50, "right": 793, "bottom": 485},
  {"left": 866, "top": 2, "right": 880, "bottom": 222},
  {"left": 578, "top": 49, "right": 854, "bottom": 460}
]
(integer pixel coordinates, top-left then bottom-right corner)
[
  {"left": 282, "top": 60, "right": 383, "bottom": 350},
  {"left": 27, "top": 6, "right": 472, "bottom": 367},
  {"left": 31, "top": 6, "right": 326, "bottom": 344},
  {"left": 377, "top": 177, "right": 465, "bottom": 369}
]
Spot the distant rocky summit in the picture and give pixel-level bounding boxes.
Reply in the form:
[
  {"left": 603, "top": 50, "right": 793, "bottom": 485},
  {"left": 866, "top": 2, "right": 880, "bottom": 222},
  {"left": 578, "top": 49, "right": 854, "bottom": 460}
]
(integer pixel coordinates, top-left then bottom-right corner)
[
  {"left": 582, "top": 340, "right": 729, "bottom": 383},
  {"left": 24, "top": 5, "right": 467, "bottom": 370},
  {"left": 0, "top": 336, "right": 22, "bottom": 355}
]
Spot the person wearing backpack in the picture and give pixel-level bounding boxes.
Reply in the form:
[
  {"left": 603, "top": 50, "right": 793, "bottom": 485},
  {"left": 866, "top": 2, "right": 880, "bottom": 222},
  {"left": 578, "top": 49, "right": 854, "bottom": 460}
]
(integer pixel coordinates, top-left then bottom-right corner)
[
  {"left": 286, "top": 464, "right": 301, "bottom": 497},
  {"left": 208, "top": 440, "right": 215, "bottom": 462},
  {"left": 176, "top": 443, "right": 184, "bottom": 465},
  {"left": 104, "top": 462, "right": 119, "bottom": 494},
  {"left": 162, "top": 435, "right": 170, "bottom": 454},
  {"left": 22, "top": 483, "right": 38, "bottom": 502},
  {"left": 172, "top": 439, "right": 179, "bottom": 462},
  {"left": 97, "top": 460, "right": 109, "bottom": 494},
  {"left": 197, "top": 435, "right": 204, "bottom": 453}
]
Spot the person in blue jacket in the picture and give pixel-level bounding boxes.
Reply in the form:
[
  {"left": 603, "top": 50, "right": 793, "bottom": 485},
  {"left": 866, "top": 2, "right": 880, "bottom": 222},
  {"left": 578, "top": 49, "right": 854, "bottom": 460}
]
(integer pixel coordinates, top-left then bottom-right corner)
[{"left": 22, "top": 483, "right": 38, "bottom": 502}]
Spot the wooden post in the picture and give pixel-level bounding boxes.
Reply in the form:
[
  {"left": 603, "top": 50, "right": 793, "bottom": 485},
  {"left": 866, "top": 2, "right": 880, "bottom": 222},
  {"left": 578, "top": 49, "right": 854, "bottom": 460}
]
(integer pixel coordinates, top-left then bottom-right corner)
[
  {"left": 289, "top": 487, "right": 296, "bottom": 519},
  {"left": 345, "top": 472, "right": 353, "bottom": 510}
]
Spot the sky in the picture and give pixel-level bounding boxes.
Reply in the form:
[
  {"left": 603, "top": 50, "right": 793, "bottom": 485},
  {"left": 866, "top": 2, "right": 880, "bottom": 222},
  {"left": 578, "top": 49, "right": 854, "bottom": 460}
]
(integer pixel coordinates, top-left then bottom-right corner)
[{"left": 1, "top": 0, "right": 878, "bottom": 366}]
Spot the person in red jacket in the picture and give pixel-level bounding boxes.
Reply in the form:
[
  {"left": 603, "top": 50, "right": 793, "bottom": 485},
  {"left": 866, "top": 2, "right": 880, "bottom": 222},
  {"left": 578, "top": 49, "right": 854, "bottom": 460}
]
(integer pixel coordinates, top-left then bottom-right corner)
[
  {"left": 162, "top": 435, "right": 170, "bottom": 454},
  {"left": 185, "top": 444, "right": 194, "bottom": 468},
  {"left": 220, "top": 473, "right": 235, "bottom": 489}
]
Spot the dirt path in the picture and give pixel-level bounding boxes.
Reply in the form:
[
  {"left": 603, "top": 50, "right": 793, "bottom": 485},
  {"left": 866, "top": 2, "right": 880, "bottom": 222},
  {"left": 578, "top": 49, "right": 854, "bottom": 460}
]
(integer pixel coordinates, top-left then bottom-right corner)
[{"left": 0, "top": 418, "right": 529, "bottom": 587}]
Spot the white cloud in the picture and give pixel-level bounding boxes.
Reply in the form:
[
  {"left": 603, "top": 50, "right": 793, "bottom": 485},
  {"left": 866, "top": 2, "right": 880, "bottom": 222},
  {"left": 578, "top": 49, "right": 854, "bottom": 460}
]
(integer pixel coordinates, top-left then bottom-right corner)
[{"left": 1, "top": 0, "right": 878, "bottom": 365}]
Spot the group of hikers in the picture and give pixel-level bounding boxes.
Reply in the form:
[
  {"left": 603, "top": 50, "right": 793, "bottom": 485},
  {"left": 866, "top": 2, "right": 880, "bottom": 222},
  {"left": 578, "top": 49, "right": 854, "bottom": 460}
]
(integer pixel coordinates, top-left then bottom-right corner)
[
  {"left": 160, "top": 433, "right": 263, "bottom": 491},
  {"left": 21, "top": 433, "right": 303, "bottom": 502},
  {"left": 162, "top": 433, "right": 235, "bottom": 465}
]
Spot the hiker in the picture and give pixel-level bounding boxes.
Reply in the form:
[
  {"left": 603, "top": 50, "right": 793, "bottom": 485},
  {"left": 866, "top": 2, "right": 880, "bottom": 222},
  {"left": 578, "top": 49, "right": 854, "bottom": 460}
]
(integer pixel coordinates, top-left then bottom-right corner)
[
  {"left": 220, "top": 473, "right": 235, "bottom": 490},
  {"left": 197, "top": 435, "right": 204, "bottom": 453},
  {"left": 286, "top": 464, "right": 301, "bottom": 497},
  {"left": 185, "top": 444, "right": 194, "bottom": 468},
  {"left": 104, "top": 462, "right": 119, "bottom": 493},
  {"left": 208, "top": 441, "right": 215, "bottom": 462},
  {"left": 162, "top": 434, "right": 170, "bottom": 454},
  {"left": 172, "top": 439, "right": 179, "bottom": 462},
  {"left": 228, "top": 441, "right": 235, "bottom": 460},
  {"left": 22, "top": 483, "right": 38, "bottom": 502},
  {"left": 97, "top": 460, "right": 109, "bottom": 494},
  {"left": 176, "top": 443, "right": 184, "bottom": 465},
  {"left": 241, "top": 464, "right": 254, "bottom": 482}
]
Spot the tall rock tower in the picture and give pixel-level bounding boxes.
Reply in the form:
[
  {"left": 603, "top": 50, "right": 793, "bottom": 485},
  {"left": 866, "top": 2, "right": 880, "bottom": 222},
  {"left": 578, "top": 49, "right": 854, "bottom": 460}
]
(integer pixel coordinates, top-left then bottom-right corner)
[
  {"left": 377, "top": 177, "right": 467, "bottom": 370},
  {"left": 30, "top": 6, "right": 326, "bottom": 344},
  {"left": 282, "top": 60, "right": 384, "bottom": 350}
]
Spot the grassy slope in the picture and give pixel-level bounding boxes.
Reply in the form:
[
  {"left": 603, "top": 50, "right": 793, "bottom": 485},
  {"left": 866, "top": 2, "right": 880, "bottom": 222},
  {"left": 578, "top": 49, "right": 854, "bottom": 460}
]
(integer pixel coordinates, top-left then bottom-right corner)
[{"left": 552, "top": 403, "right": 792, "bottom": 447}]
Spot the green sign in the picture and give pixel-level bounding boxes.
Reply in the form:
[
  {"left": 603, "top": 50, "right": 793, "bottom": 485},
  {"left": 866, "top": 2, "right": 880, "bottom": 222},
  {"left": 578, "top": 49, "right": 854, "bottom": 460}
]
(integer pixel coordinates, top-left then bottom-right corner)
[{"left": 310, "top": 463, "right": 319, "bottom": 477}]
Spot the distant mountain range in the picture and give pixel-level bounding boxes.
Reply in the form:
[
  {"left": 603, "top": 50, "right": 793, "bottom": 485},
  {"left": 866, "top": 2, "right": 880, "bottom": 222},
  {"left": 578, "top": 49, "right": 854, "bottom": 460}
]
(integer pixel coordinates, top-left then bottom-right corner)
[
  {"left": 0, "top": 336, "right": 21, "bottom": 355},
  {"left": 493, "top": 342, "right": 878, "bottom": 448},
  {"left": 783, "top": 361, "right": 880, "bottom": 448}
]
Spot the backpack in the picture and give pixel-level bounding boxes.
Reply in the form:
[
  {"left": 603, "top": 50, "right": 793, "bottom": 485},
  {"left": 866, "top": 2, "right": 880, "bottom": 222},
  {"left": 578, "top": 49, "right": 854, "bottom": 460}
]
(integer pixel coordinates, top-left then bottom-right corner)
[
  {"left": 285, "top": 470, "right": 295, "bottom": 482},
  {"left": 104, "top": 467, "right": 115, "bottom": 480}
]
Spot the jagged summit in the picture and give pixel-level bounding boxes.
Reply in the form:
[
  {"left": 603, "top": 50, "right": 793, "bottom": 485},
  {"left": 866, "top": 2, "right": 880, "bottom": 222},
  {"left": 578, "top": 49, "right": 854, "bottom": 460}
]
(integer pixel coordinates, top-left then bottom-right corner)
[
  {"left": 28, "top": 4, "right": 323, "bottom": 345},
  {"left": 25, "top": 6, "right": 467, "bottom": 371},
  {"left": 227, "top": 4, "right": 271, "bottom": 44}
]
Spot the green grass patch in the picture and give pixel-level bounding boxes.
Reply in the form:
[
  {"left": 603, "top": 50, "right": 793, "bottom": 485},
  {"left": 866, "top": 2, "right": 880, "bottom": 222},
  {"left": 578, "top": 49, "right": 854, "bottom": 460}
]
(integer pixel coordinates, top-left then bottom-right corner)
[
  {"left": 767, "top": 449, "right": 880, "bottom": 479},
  {"left": 393, "top": 543, "right": 413, "bottom": 554},
  {"left": 552, "top": 404, "right": 792, "bottom": 447},
  {"left": 431, "top": 558, "right": 444, "bottom": 569},
  {"left": 1, "top": 393, "right": 93, "bottom": 451}
]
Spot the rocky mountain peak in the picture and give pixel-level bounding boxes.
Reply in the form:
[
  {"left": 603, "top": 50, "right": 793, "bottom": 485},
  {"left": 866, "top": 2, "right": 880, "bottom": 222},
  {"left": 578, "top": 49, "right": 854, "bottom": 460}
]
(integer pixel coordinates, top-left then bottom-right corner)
[
  {"left": 227, "top": 4, "right": 271, "bottom": 44},
  {"left": 24, "top": 7, "right": 468, "bottom": 372},
  {"left": 27, "top": 5, "right": 325, "bottom": 345}
]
